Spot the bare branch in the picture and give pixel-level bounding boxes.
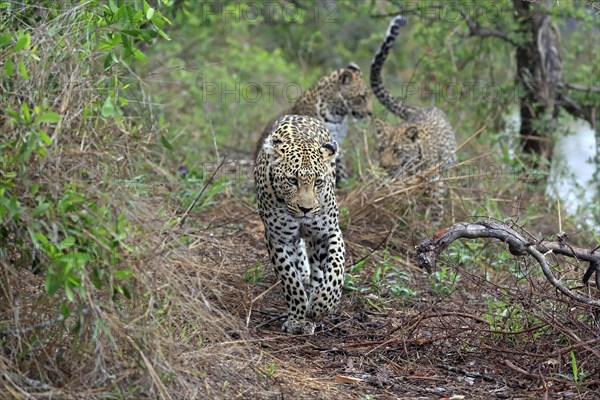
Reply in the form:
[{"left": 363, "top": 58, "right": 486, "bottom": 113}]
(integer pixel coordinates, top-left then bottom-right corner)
[
  {"left": 458, "top": 8, "right": 519, "bottom": 47},
  {"left": 566, "top": 82, "right": 600, "bottom": 94},
  {"left": 415, "top": 220, "right": 600, "bottom": 307}
]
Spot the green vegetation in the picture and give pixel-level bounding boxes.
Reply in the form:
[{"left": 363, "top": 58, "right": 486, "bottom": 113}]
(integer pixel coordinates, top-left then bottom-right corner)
[
  {"left": 1, "top": 1, "right": 170, "bottom": 312},
  {"left": 1, "top": 1, "right": 598, "bottom": 398}
]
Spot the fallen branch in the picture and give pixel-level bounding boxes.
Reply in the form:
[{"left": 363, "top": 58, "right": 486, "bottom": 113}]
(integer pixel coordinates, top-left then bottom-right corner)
[
  {"left": 177, "top": 155, "right": 228, "bottom": 228},
  {"left": 0, "top": 307, "right": 91, "bottom": 336},
  {"left": 415, "top": 220, "right": 600, "bottom": 307}
]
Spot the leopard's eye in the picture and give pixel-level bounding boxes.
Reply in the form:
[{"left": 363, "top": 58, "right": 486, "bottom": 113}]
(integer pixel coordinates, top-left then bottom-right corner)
[
  {"left": 287, "top": 176, "right": 298, "bottom": 186},
  {"left": 315, "top": 178, "right": 324, "bottom": 187}
]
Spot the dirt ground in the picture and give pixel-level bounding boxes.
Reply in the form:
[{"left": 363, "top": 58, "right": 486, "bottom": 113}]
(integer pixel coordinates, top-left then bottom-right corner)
[
  {"left": 2, "top": 163, "right": 599, "bottom": 400},
  {"left": 183, "top": 189, "right": 600, "bottom": 400}
]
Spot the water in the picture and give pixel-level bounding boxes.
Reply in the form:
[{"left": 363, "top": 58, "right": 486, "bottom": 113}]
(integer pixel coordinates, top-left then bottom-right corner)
[{"left": 504, "top": 111, "right": 598, "bottom": 230}]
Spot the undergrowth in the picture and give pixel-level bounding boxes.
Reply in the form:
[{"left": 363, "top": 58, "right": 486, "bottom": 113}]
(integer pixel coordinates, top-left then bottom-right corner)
[{"left": 1, "top": 2, "right": 599, "bottom": 399}]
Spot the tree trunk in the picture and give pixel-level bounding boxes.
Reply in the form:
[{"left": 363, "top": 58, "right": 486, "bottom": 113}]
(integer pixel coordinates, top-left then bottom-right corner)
[{"left": 513, "top": 0, "right": 561, "bottom": 168}]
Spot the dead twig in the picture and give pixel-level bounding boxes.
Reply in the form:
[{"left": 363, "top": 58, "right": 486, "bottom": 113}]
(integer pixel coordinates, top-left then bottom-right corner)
[
  {"left": 437, "top": 363, "right": 495, "bottom": 382},
  {"left": 501, "top": 360, "right": 600, "bottom": 387},
  {"left": 177, "top": 155, "right": 228, "bottom": 228},
  {"left": 415, "top": 220, "right": 600, "bottom": 307}
]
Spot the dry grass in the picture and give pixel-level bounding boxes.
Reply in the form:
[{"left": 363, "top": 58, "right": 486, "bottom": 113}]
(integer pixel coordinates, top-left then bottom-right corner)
[{"left": 3, "top": 144, "right": 600, "bottom": 399}]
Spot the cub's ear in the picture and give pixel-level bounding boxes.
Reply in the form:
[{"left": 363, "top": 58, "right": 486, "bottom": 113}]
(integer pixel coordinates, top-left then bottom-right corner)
[
  {"left": 373, "top": 119, "right": 389, "bottom": 140},
  {"left": 347, "top": 62, "right": 361, "bottom": 73},
  {"left": 320, "top": 141, "right": 338, "bottom": 163},
  {"left": 339, "top": 69, "right": 354, "bottom": 85},
  {"left": 405, "top": 126, "right": 419, "bottom": 141}
]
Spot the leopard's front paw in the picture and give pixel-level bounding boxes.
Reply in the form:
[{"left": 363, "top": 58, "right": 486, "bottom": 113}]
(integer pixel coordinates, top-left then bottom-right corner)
[{"left": 282, "top": 318, "right": 315, "bottom": 335}]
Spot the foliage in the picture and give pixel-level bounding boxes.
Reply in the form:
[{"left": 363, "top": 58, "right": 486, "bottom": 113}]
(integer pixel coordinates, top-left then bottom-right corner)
[
  {"left": 0, "top": 1, "right": 169, "bottom": 317},
  {"left": 429, "top": 265, "right": 461, "bottom": 296},
  {"left": 345, "top": 253, "right": 417, "bottom": 310}
]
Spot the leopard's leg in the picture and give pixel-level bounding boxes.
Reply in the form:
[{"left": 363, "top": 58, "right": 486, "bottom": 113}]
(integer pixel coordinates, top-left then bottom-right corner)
[
  {"left": 335, "top": 154, "right": 348, "bottom": 187},
  {"left": 305, "top": 219, "right": 345, "bottom": 322},
  {"left": 427, "top": 174, "right": 445, "bottom": 223},
  {"left": 297, "top": 239, "right": 310, "bottom": 288},
  {"left": 265, "top": 231, "right": 315, "bottom": 335}
]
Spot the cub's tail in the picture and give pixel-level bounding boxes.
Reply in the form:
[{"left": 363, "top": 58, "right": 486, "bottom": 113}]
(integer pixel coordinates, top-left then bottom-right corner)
[{"left": 370, "top": 15, "right": 416, "bottom": 120}]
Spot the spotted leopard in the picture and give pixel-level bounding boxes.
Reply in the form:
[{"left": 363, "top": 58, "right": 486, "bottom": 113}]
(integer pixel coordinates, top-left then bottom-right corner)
[
  {"left": 256, "top": 64, "right": 372, "bottom": 186},
  {"left": 371, "top": 16, "right": 457, "bottom": 220},
  {"left": 254, "top": 114, "right": 345, "bottom": 334}
]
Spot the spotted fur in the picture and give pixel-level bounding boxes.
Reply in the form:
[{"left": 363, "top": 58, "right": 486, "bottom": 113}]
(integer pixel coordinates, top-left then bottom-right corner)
[
  {"left": 371, "top": 16, "right": 457, "bottom": 220},
  {"left": 254, "top": 115, "right": 345, "bottom": 334},
  {"left": 256, "top": 64, "right": 372, "bottom": 186}
]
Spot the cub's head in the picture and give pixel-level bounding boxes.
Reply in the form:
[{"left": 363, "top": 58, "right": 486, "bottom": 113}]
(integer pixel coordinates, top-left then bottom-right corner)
[
  {"left": 264, "top": 115, "right": 338, "bottom": 218},
  {"left": 323, "top": 63, "right": 373, "bottom": 120},
  {"left": 373, "top": 119, "right": 429, "bottom": 177}
]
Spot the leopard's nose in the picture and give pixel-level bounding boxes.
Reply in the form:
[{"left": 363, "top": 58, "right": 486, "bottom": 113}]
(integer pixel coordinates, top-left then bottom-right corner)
[{"left": 299, "top": 206, "right": 312, "bottom": 214}]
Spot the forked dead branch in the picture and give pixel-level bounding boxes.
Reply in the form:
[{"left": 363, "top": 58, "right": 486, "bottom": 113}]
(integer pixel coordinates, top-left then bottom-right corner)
[{"left": 416, "top": 220, "right": 600, "bottom": 307}]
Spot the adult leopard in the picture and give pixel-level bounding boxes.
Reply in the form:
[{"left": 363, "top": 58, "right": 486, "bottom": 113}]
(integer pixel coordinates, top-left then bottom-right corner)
[
  {"left": 254, "top": 115, "right": 345, "bottom": 334},
  {"left": 255, "top": 64, "right": 372, "bottom": 186}
]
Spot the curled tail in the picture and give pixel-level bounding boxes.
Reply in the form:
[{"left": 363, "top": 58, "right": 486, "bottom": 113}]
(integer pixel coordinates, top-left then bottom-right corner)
[{"left": 370, "top": 15, "right": 416, "bottom": 120}]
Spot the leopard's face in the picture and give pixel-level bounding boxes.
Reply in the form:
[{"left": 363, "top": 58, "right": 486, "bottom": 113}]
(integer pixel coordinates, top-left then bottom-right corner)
[
  {"left": 374, "top": 119, "right": 430, "bottom": 177},
  {"left": 336, "top": 65, "right": 373, "bottom": 119},
  {"left": 265, "top": 116, "right": 338, "bottom": 219},
  {"left": 317, "top": 64, "right": 372, "bottom": 121}
]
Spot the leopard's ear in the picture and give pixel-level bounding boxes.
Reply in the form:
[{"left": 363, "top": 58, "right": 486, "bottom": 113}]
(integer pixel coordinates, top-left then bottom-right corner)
[
  {"left": 339, "top": 69, "right": 354, "bottom": 85},
  {"left": 320, "top": 141, "right": 338, "bottom": 163},
  {"left": 271, "top": 132, "right": 286, "bottom": 157},
  {"left": 347, "top": 62, "right": 361, "bottom": 73},
  {"left": 405, "top": 126, "right": 419, "bottom": 141},
  {"left": 262, "top": 116, "right": 288, "bottom": 157},
  {"left": 373, "top": 119, "right": 389, "bottom": 140}
]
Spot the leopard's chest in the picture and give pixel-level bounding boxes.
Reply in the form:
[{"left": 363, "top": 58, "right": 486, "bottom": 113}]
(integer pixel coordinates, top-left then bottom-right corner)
[{"left": 323, "top": 118, "right": 348, "bottom": 144}]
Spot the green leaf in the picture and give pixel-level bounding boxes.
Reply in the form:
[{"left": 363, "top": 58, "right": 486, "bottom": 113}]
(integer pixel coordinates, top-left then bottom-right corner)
[
  {"left": 36, "top": 146, "right": 47, "bottom": 157},
  {"left": 17, "top": 133, "right": 35, "bottom": 161},
  {"left": 121, "top": 285, "right": 131, "bottom": 299},
  {"left": 38, "top": 112, "right": 60, "bottom": 123},
  {"left": 101, "top": 96, "right": 123, "bottom": 118},
  {"left": 0, "top": 33, "right": 10, "bottom": 48},
  {"left": 34, "top": 232, "right": 49, "bottom": 247},
  {"left": 60, "top": 301, "right": 70, "bottom": 318},
  {"left": 39, "top": 130, "right": 52, "bottom": 145},
  {"left": 160, "top": 135, "right": 173, "bottom": 150},
  {"left": 146, "top": 7, "right": 154, "bottom": 20},
  {"left": 64, "top": 284, "right": 75, "bottom": 301},
  {"left": 31, "top": 203, "right": 50, "bottom": 217},
  {"left": 98, "top": 35, "right": 121, "bottom": 51},
  {"left": 15, "top": 32, "right": 30, "bottom": 51},
  {"left": 132, "top": 48, "right": 147, "bottom": 61},
  {"left": 18, "top": 59, "right": 28, "bottom": 80},
  {"left": 21, "top": 102, "right": 30, "bottom": 121},
  {"left": 4, "top": 57, "right": 13, "bottom": 75},
  {"left": 59, "top": 236, "right": 76, "bottom": 250},
  {"left": 157, "top": 28, "right": 171, "bottom": 41},
  {"left": 104, "top": 53, "right": 113, "bottom": 69},
  {"left": 114, "top": 269, "right": 133, "bottom": 280},
  {"left": 45, "top": 273, "right": 61, "bottom": 295},
  {"left": 92, "top": 267, "right": 103, "bottom": 289}
]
